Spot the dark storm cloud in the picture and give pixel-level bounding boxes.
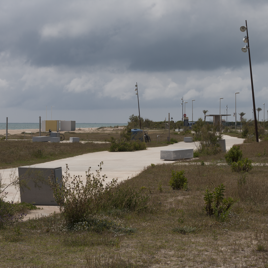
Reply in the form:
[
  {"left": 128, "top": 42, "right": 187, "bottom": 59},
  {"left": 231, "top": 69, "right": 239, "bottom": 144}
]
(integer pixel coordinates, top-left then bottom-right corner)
[{"left": 1, "top": 0, "right": 268, "bottom": 72}]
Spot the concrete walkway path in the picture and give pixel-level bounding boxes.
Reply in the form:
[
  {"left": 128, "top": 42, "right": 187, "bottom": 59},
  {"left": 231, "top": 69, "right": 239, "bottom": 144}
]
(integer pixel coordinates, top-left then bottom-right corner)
[{"left": 0, "top": 134, "right": 245, "bottom": 219}]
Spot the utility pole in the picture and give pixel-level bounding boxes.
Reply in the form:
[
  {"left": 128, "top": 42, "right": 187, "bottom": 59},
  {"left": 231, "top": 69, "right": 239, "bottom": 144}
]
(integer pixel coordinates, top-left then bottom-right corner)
[
  {"left": 181, "top": 97, "right": 184, "bottom": 122},
  {"left": 135, "top": 83, "right": 141, "bottom": 129},
  {"left": 226, "top": 105, "right": 228, "bottom": 124}
]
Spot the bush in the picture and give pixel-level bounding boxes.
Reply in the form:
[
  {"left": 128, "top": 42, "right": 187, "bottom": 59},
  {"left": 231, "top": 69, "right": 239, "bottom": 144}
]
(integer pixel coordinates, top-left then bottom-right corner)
[
  {"left": 169, "top": 170, "right": 188, "bottom": 190},
  {"left": 109, "top": 137, "right": 146, "bottom": 152},
  {"left": 0, "top": 200, "right": 26, "bottom": 229},
  {"left": 50, "top": 162, "right": 118, "bottom": 228},
  {"left": 50, "top": 162, "right": 150, "bottom": 228},
  {"left": 231, "top": 158, "right": 253, "bottom": 173},
  {"left": 204, "top": 184, "right": 235, "bottom": 221},
  {"left": 225, "top": 145, "right": 243, "bottom": 165},
  {"left": 99, "top": 185, "right": 149, "bottom": 213},
  {"left": 193, "top": 151, "right": 200, "bottom": 157},
  {"left": 197, "top": 124, "right": 222, "bottom": 155}
]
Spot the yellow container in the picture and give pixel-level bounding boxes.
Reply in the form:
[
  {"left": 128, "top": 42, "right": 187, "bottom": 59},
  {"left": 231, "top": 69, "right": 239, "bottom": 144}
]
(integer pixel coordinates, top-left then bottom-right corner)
[{"left": 45, "top": 120, "right": 59, "bottom": 131}]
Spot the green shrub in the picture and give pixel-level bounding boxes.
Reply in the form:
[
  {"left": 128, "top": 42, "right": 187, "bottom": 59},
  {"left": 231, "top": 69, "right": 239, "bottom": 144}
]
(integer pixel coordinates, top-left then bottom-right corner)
[
  {"left": 204, "top": 184, "right": 235, "bottom": 221},
  {"left": 50, "top": 162, "right": 118, "bottom": 228},
  {"left": 0, "top": 200, "right": 26, "bottom": 229},
  {"left": 231, "top": 158, "right": 253, "bottom": 173},
  {"left": 198, "top": 124, "right": 222, "bottom": 155},
  {"left": 169, "top": 170, "right": 188, "bottom": 190},
  {"left": 109, "top": 137, "right": 146, "bottom": 152},
  {"left": 50, "top": 162, "right": 150, "bottom": 228},
  {"left": 225, "top": 145, "right": 243, "bottom": 165},
  {"left": 98, "top": 185, "right": 149, "bottom": 213},
  {"left": 193, "top": 151, "right": 199, "bottom": 158}
]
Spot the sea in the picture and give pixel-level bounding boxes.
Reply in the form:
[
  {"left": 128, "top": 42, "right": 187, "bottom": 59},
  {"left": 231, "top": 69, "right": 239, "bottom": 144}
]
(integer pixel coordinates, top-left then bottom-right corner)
[{"left": 0, "top": 123, "right": 127, "bottom": 130}]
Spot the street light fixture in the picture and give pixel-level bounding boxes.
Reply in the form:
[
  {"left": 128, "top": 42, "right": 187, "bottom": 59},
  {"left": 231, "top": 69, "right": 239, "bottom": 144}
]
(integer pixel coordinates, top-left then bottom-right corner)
[
  {"left": 220, "top": 98, "right": 223, "bottom": 131},
  {"left": 263, "top": 103, "right": 265, "bottom": 124},
  {"left": 235, "top": 92, "right": 239, "bottom": 129},
  {"left": 135, "top": 83, "right": 141, "bottom": 129},
  {"left": 184, "top": 102, "right": 188, "bottom": 117},
  {"left": 192, "top": 100, "right": 195, "bottom": 123},
  {"left": 181, "top": 97, "right": 184, "bottom": 121},
  {"left": 240, "top": 20, "right": 259, "bottom": 142},
  {"left": 226, "top": 105, "right": 228, "bottom": 124}
]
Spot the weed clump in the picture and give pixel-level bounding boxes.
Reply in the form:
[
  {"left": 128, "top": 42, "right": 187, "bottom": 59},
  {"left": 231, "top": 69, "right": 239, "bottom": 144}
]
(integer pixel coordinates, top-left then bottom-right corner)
[
  {"left": 231, "top": 158, "right": 253, "bottom": 173},
  {"left": 225, "top": 145, "right": 243, "bottom": 165},
  {"left": 49, "top": 162, "right": 150, "bottom": 228},
  {"left": 109, "top": 137, "right": 146, "bottom": 152},
  {"left": 169, "top": 170, "right": 188, "bottom": 190},
  {"left": 204, "top": 184, "right": 235, "bottom": 221}
]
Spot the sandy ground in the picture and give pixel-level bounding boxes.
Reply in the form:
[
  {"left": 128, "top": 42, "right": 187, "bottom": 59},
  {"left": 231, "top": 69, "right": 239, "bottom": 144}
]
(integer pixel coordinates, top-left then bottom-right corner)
[{"left": 0, "top": 126, "right": 125, "bottom": 135}]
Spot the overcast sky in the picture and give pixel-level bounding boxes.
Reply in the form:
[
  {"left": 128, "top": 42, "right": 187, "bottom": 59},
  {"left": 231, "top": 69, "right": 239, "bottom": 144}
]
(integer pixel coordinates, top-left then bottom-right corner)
[{"left": 0, "top": 0, "right": 268, "bottom": 123}]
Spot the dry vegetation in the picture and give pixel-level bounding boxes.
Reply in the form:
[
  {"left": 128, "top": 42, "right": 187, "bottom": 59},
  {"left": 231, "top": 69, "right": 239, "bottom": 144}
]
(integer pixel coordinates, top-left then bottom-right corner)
[
  {"left": 1, "top": 140, "right": 268, "bottom": 267},
  {"left": 0, "top": 141, "right": 110, "bottom": 169}
]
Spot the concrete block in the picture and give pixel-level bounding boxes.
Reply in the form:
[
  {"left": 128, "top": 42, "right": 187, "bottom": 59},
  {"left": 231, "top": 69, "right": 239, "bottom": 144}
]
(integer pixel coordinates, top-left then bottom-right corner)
[
  {"left": 32, "top": 136, "right": 50, "bottom": 142},
  {"left": 50, "top": 132, "right": 60, "bottom": 138},
  {"left": 160, "top": 149, "right": 193, "bottom": 160},
  {"left": 50, "top": 137, "right": 60, "bottom": 143},
  {"left": 70, "top": 137, "right": 79, "bottom": 143},
  {"left": 18, "top": 167, "right": 62, "bottom": 205},
  {"left": 217, "top": 139, "right": 226, "bottom": 152},
  {"left": 184, "top": 137, "right": 193, "bottom": 142}
]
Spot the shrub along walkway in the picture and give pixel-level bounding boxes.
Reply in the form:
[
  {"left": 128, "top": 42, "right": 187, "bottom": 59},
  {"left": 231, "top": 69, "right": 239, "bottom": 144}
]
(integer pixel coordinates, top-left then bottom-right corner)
[{"left": 1, "top": 134, "right": 245, "bottom": 219}]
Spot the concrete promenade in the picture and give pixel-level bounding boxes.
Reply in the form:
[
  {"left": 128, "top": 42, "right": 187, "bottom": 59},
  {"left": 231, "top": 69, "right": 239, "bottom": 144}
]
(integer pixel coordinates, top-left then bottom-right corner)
[{"left": 0, "top": 134, "right": 244, "bottom": 219}]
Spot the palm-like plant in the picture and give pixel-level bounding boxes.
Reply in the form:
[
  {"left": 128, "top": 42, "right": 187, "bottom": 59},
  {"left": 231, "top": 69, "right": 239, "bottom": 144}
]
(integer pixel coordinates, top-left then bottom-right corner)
[
  {"left": 257, "top": 108, "right": 262, "bottom": 122},
  {"left": 203, "top": 110, "right": 208, "bottom": 121},
  {"left": 239, "top": 112, "right": 246, "bottom": 129}
]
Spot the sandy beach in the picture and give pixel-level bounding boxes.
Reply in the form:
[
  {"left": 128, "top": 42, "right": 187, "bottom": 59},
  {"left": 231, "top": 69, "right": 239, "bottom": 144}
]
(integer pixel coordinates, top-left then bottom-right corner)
[{"left": 0, "top": 126, "right": 125, "bottom": 135}]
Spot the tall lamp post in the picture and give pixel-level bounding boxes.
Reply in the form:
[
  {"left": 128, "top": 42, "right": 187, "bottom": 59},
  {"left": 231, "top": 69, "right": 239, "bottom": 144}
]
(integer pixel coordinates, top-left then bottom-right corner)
[
  {"left": 226, "top": 105, "right": 228, "bottom": 124},
  {"left": 192, "top": 100, "right": 195, "bottom": 123},
  {"left": 184, "top": 102, "right": 188, "bottom": 117},
  {"left": 240, "top": 20, "right": 259, "bottom": 142},
  {"left": 181, "top": 97, "right": 184, "bottom": 121},
  {"left": 220, "top": 98, "right": 223, "bottom": 131},
  {"left": 235, "top": 92, "right": 239, "bottom": 129},
  {"left": 135, "top": 83, "right": 141, "bottom": 129},
  {"left": 263, "top": 103, "right": 265, "bottom": 123}
]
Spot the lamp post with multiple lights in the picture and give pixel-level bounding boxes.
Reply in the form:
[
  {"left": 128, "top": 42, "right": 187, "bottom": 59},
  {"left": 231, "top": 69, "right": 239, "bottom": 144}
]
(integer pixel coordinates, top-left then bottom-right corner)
[
  {"left": 184, "top": 102, "right": 188, "bottom": 117},
  {"left": 240, "top": 20, "right": 259, "bottom": 142},
  {"left": 192, "top": 100, "right": 195, "bottom": 123},
  {"left": 220, "top": 98, "right": 223, "bottom": 131},
  {"left": 235, "top": 92, "right": 239, "bottom": 129},
  {"left": 135, "top": 83, "right": 141, "bottom": 129}
]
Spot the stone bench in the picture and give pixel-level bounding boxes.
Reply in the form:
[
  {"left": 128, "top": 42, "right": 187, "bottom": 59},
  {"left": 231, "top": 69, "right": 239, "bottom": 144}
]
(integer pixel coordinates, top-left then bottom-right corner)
[
  {"left": 184, "top": 137, "right": 193, "bottom": 142},
  {"left": 70, "top": 137, "right": 80, "bottom": 143},
  {"left": 160, "top": 149, "right": 193, "bottom": 160},
  {"left": 50, "top": 137, "right": 60, "bottom": 143},
  {"left": 217, "top": 139, "right": 226, "bottom": 152},
  {"left": 18, "top": 167, "right": 62, "bottom": 205},
  {"left": 32, "top": 136, "right": 50, "bottom": 142}
]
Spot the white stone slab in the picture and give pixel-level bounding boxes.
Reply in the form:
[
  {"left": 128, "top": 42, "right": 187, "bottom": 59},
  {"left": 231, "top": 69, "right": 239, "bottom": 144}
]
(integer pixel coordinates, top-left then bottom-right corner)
[
  {"left": 32, "top": 136, "right": 50, "bottom": 142},
  {"left": 70, "top": 137, "right": 80, "bottom": 143},
  {"left": 160, "top": 149, "right": 193, "bottom": 160},
  {"left": 184, "top": 137, "right": 193, "bottom": 142}
]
